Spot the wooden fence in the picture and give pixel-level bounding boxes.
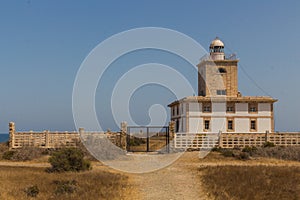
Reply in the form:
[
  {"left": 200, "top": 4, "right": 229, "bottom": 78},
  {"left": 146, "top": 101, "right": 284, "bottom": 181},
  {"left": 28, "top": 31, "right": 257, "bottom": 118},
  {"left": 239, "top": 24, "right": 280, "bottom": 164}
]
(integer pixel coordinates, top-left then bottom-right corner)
[
  {"left": 174, "top": 132, "right": 300, "bottom": 149},
  {"left": 9, "top": 122, "right": 300, "bottom": 150},
  {"left": 8, "top": 122, "right": 126, "bottom": 150}
]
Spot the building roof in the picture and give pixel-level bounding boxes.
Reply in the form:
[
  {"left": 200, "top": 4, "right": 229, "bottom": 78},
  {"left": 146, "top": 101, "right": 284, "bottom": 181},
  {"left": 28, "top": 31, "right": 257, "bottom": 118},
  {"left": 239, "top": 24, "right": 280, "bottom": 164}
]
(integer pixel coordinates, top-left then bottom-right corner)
[{"left": 168, "top": 96, "right": 277, "bottom": 107}]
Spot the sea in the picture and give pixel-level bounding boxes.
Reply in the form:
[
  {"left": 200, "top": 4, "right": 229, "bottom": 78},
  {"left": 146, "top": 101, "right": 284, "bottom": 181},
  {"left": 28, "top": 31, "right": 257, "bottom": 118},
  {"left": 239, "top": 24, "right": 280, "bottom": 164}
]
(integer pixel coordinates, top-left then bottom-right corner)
[{"left": 0, "top": 133, "right": 9, "bottom": 143}]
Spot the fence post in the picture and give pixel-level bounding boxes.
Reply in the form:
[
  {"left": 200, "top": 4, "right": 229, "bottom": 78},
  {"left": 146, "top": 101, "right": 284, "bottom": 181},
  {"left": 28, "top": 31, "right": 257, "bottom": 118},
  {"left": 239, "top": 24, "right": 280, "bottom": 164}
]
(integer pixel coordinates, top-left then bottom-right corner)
[
  {"left": 45, "top": 130, "right": 50, "bottom": 148},
  {"left": 265, "top": 130, "right": 269, "bottom": 143},
  {"left": 169, "top": 121, "right": 175, "bottom": 139},
  {"left": 9, "top": 122, "right": 15, "bottom": 150},
  {"left": 218, "top": 130, "right": 223, "bottom": 148},
  {"left": 120, "top": 122, "right": 127, "bottom": 150},
  {"left": 79, "top": 127, "right": 84, "bottom": 134}
]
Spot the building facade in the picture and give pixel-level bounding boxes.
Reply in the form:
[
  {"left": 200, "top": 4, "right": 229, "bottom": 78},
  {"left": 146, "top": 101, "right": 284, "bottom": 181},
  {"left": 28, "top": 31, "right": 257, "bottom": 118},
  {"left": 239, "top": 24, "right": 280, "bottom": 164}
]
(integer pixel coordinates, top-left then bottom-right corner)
[{"left": 169, "top": 37, "right": 277, "bottom": 133}]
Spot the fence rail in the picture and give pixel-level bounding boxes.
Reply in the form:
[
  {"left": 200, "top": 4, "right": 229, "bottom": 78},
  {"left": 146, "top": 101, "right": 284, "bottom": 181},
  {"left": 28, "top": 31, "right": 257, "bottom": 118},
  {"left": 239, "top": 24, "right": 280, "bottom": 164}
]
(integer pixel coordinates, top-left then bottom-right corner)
[
  {"left": 8, "top": 122, "right": 126, "bottom": 149},
  {"left": 8, "top": 121, "right": 300, "bottom": 150},
  {"left": 174, "top": 132, "right": 300, "bottom": 149}
]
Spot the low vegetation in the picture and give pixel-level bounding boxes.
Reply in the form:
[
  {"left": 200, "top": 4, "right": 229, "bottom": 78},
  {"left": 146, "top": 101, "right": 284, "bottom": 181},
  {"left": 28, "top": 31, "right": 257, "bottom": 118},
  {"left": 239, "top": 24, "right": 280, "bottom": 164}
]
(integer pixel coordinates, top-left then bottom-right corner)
[
  {"left": 24, "top": 185, "right": 39, "bottom": 197},
  {"left": 3, "top": 147, "right": 46, "bottom": 161},
  {"left": 0, "top": 166, "right": 130, "bottom": 200},
  {"left": 47, "top": 148, "right": 91, "bottom": 172},
  {"left": 201, "top": 166, "right": 300, "bottom": 200},
  {"left": 213, "top": 144, "right": 300, "bottom": 161}
]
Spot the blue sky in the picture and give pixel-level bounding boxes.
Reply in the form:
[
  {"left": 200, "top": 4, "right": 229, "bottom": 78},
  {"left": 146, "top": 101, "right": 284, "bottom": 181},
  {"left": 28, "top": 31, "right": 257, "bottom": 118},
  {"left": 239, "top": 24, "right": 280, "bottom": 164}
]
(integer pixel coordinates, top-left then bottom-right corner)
[{"left": 0, "top": 0, "right": 300, "bottom": 132}]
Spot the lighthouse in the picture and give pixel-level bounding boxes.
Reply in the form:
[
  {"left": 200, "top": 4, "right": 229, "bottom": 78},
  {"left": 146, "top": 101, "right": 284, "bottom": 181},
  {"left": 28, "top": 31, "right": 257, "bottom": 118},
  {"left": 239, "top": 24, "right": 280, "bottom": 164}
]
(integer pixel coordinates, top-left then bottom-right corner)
[{"left": 169, "top": 37, "right": 277, "bottom": 133}]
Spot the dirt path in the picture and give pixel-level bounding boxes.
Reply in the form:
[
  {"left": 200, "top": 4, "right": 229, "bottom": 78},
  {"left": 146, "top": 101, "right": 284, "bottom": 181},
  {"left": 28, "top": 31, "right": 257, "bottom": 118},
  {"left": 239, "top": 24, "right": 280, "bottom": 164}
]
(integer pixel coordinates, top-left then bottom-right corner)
[{"left": 126, "top": 152, "right": 208, "bottom": 200}]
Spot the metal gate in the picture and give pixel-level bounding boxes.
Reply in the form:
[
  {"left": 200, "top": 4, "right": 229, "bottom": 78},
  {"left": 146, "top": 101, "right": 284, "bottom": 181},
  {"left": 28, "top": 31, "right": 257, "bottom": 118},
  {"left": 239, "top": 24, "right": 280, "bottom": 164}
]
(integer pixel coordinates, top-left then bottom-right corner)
[{"left": 126, "top": 126, "right": 170, "bottom": 152}]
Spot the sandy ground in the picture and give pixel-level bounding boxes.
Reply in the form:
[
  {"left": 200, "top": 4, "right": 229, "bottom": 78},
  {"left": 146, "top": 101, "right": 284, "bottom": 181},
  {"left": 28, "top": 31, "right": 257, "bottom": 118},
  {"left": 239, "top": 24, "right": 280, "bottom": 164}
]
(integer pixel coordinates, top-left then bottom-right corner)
[
  {"left": 126, "top": 152, "right": 208, "bottom": 200},
  {"left": 0, "top": 152, "right": 299, "bottom": 200}
]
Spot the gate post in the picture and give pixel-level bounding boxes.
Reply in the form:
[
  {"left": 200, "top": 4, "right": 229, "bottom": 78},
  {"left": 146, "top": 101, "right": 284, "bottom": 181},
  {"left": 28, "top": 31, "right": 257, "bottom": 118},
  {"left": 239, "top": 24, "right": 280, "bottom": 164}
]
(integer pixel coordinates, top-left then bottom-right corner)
[
  {"left": 218, "top": 130, "right": 223, "bottom": 148},
  {"left": 146, "top": 127, "right": 149, "bottom": 152},
  {"left": 169, "top": 121, "right": 175, "bottom": 139},
  {"left": 265, "top": 130, "right": 270, "bottom": 143},
  {"left": 9, "top": 122, "right": 15, "bottom": 150},
  {"left": 121, "top": 122, "right": 127, "bottom": 151}
]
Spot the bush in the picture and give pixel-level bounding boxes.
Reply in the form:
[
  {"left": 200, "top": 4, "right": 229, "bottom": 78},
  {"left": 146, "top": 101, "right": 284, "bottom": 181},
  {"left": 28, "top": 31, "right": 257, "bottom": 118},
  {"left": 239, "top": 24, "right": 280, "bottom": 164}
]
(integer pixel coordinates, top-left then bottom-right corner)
[
  {"left": 10, "top": 147, "right": 44, "bottom": 161},
  {"left": 24, "top": 185, "right": 39, "bottom": 197},
  {"left": 211, "top": 147, "right": 223, "bottom": 152},
  {"left": 48, "top": 148, "right": 91, "bottom": 172},
  {"left": 236, "top": 152, "right": 250, "bottom": 160},
  {"left": 263, "top": 142, "right": 275, "bottom": 148},
  {"left": 53, "top": 180, "right": 77, "bottom": 195},
  {"left": 129, "top": 138, "right": 146, "bottom": 146},
  {"left": 76, "top": 141, "right": 97, "bottom": 161},
  {"left": 252, "top": 146, "right": 300, "bottom": 161},
  {"left": 2, "top": 150, "right": 15, "bottom": 160},
  {"left": 242, "top": 146, "right": 257, "bottom": 156},
  {"left": 221, "top": 149, "right": 234, "bottom": 157},
  {"left": 0, "top": 142, "right": 9, "bottom": 152}
]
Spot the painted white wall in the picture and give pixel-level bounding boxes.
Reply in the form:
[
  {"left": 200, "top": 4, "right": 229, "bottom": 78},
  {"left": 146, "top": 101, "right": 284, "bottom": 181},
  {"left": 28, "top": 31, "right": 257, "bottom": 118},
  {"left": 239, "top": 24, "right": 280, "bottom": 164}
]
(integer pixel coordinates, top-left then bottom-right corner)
[
  {"left": 183, "top": 103, "right": 186, "bottom": 115},
  {"left": 189, "top": 102, "right": 202, "bottom": 116},
  {"left": 189, "top": 117, "right": 202, "bottom": 133},
  {"left": 258, "top": 103, "right": 271, "bottom": 116},
  {"left": 173, "top": 101, "right": 273, "bottom": 134},
  {"left": 235, "top": 118, "right": 249, "bottom": 132},
  {"left": 182, "top": 117, "right": 186, "bottom": 132},
  {"left": 258, "top": 118, "right": 271, "bottom": 132},
  {"left": 212, "top": 102, "right": 226, "bottom": 116},
  {"left": 211, "top": 117, "right": 227, "bottom": 133},
  {"left": 236, "top": 103, "right": 248, "bottom": 114}
]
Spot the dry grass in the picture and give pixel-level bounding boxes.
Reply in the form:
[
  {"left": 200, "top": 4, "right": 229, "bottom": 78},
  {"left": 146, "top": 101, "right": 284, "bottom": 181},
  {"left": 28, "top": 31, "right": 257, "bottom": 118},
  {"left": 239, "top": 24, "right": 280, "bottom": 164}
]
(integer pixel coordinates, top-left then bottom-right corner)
[
  {"left": 253, "top": 146, "right": 300, "bottom": 161},
  {"left": 201, "top": 165, "right": 300, "bottom": 200},
  {"left": 0, "top": 166, "right": 130, "bottom": 200}
]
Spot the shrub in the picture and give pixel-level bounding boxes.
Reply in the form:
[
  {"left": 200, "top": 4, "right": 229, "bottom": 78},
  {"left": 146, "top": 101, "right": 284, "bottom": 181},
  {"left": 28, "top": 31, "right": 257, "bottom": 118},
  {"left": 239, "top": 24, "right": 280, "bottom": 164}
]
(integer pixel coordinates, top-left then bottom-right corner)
[
  {"left": 24, "top": 185, "right": 39, "bottom": 197},
  {"left": 236, "top": 152, "right": 250, "bottom": 160},
  {"left": 221, "top": 149, "right": 234, "bottom": 157},
  {"left": 53, "top": 180, "right": 77, "bottom": 195},
  {"left": 2, "top": 150, "right": 15, "bottom": 160},
  {"left": 211, "top": 147, "right": 223, "bottom": 152},
  {"left": 0, "top": 142, "right": 9, "bottom": 153},
  {"left": 76, "top": 141, "right": 97, "bottom": 161},
  {"left": 129, "top": 138, "right": 146, "bottom": 146},
  {"left": 252, "top": 146, "right": 300, "bottom": 161},
  {"left": 10, "top": 147, "right": 44, "bottom": 161},
  {"left": 242, "top": 146, "right": 257, "bottom": 156},
  {"left": 263, "top": 141, "right": 275, "bottom": 148},
  {"left": 48, "top": 148, "right": 91, "bottom": 172}
]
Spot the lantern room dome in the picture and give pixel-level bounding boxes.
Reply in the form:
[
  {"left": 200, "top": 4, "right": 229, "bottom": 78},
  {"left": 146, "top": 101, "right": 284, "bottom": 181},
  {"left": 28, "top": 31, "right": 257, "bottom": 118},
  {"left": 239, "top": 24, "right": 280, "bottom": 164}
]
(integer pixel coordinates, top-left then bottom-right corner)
[{"left": 209, "top": 37, "right": 224, "bottom": 48}]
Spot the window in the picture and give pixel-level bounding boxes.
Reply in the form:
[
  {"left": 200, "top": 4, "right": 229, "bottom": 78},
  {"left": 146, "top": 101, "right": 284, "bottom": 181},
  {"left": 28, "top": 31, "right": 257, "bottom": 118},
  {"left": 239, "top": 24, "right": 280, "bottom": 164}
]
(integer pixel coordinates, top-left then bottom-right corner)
[
  {"left": 202, "top": 102, "right": 211, "bottom": 112},
  {"left": 204, "top": 120, "right": 210, "bottom": 130},
  {"left": 217, "top": 90, "right": 226, "bottom": 95},
  {"left": 250, "top": 119, "right": 256, "bottom": 131},
  {"left": 176, "top": 105, "right": 179, "bottom": 115},
  {"left": 249, "top": 103, "right": 258, "bottom": 113},
  {"left": 227, "top": 120, "right": 234, "bottom": 131},
  {"left": 175, "top": 120, "right": 179, "bottom": 132},
  {"left": 199, "top": 90, "right": 204, "bottom": 96},
  {"left": 226, "top": 102, "right": 235, "bottom": 113},
  {"left": 218, "top": 67, "right": 227, "bottom": 73}
]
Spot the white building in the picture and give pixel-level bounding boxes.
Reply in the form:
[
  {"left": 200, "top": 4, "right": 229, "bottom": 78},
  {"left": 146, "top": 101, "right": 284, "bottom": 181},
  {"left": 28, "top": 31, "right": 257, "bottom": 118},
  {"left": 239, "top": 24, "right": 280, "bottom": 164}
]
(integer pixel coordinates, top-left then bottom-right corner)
[{"left": 168, "top": 37, "right": 277, "bottom": 134}]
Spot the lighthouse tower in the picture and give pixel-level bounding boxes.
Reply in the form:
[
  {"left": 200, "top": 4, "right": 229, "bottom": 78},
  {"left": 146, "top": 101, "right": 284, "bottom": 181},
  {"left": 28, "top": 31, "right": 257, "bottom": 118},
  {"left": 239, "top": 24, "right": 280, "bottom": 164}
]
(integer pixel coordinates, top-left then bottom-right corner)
[{"left": 198, "top": 37, "right": 238, "bottom": 97}]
